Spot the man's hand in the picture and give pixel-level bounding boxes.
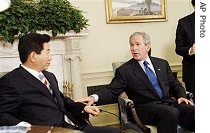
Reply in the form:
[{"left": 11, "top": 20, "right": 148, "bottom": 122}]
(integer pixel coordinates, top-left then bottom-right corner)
[
  {"left": 76, "top": 96, "right": 95, "bottom": 106},
  {"left": 190, "top": 43, "right": 195, "bottom": 55},
  {"left": 84, "top": 105, "right": 100, "bottom": 116},
  {"left": 177, "top": 97, "right": 194, "bottom": 105}
]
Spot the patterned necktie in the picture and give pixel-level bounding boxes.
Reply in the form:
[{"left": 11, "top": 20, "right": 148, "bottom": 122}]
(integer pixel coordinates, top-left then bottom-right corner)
[
  {"left": 143, "top": 61, "right": 163, "bottom": 98},
  {"left": 38, "top": 74, "right": 53, "bottom": 94}
]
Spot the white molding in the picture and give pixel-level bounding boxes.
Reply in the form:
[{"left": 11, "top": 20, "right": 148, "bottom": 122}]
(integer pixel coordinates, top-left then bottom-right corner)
[
  {"left": 81, "top": 63, "right": 183, "bottom": 90},
  {"left": 38, "top": 30, "right": 89, "bottom": 38}
]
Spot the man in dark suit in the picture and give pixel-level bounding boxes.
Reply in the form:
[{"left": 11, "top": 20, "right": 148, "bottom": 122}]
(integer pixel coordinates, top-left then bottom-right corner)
[
  {"left": 79, "top": 32, "right": 195, "bottom": 133},
  {"left": 0, "top": 33, "right": 120, "bottom": 133},
  {"left": 175, "top": 0, "right": 195, "bottom": 101}
]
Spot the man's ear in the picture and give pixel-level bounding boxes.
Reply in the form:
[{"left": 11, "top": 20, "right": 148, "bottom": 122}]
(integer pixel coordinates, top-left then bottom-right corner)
[
  {"left": 29, "top": 51, "right": 36, "bottom": 62},
  {"left": 147, "top": 44, "right": 151, "bottom": 52}
]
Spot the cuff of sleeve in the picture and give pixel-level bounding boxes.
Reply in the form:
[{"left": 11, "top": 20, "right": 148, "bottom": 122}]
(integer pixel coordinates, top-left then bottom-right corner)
[
  {"left": 16, "top": 121, "right": 31, "bottom": 127},
  {"left": 90, "top": 94, "right": 98, "bottom": 102}
]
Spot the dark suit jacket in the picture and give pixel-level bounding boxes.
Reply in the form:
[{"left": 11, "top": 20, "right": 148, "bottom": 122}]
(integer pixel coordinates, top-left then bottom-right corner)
[
  {"left": 95, "top": 57, "right": 186, "bottom": 106},
  {"left": 175, "top": 12, "right": 195, "bottom": 84},
  {"left": 0, "top": 66, "right": 86, "bottom": 127}
]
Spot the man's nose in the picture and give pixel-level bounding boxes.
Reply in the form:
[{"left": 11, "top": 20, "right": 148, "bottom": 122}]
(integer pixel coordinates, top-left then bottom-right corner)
[{"left": 49, "top": 54, "right": 52, "bottom": 61}]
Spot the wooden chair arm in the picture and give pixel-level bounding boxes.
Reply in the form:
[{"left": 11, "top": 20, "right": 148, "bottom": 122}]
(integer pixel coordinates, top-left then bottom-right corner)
[{"left": 118, "top": 96, "right": 151, "bottom": 133}]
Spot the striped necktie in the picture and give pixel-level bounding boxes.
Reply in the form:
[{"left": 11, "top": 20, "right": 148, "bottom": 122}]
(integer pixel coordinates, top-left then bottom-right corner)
[
  {"left": 38, "top": 74, "right": 76, "bottom": 127},
  {"left": 38, "top": 74, "right": 53, "bottom": 94}
]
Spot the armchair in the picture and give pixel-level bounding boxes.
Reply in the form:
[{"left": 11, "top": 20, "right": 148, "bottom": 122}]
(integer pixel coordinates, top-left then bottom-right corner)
[{"left": 112, "top": 62, "right": 194, "bottom": 133}]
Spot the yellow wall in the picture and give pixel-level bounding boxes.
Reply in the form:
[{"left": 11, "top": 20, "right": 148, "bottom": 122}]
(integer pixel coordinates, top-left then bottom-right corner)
[{"left": 69, "top": 0, "right": 193, "bottom": 74}]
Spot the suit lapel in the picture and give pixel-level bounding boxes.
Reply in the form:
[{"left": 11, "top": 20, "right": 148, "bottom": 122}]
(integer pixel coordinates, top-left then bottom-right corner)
[
  {"left": 17, "top": 66, "right": 58, "bottom": 104},
  {"left": 132, "top": 59, "right": 159, "bottom": 97}
]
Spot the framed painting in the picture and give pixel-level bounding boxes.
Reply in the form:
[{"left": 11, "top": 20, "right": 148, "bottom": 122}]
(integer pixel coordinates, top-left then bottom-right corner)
[{"left": 105, "top": 0, "right": 167, "bottom": 23}]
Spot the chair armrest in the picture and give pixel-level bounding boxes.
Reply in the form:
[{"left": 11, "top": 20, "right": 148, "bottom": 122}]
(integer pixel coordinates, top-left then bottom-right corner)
[
  {"left": 186, "top": 92, "right": 194, "bottom": 104},
  {"left": 118, "top": 96, "right": 151, "bottom": 133},
  {"left": 118, "top": 96, "right": 130, "bottom": 124}
]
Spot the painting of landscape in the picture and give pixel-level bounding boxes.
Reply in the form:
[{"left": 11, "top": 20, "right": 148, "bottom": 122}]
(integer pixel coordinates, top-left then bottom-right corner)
[{"left": 105, "top": 0, "right": 167, "bottom": 23}]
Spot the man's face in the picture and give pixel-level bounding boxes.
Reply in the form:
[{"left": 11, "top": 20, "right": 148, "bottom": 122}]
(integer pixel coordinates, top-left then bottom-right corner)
[
  {"left": 130, "top": 35, "right": 150, "bottom": 61},
  {"left": 33, "top": 43, "right": 52, "bottom": 71}
]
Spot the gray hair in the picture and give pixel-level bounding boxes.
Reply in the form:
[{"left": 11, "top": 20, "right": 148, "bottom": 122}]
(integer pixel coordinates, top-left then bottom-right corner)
[{"left": 129, "top": 32, "right": 151, "bottom": 46}]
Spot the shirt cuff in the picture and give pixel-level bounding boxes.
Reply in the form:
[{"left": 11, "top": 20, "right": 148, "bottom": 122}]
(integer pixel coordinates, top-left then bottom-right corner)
[
  {"left": 90, "top": 94, "right": 99, "bottom": 102},
  {"left": 16, "top": 121, "right": 31, "bottom": 127}
]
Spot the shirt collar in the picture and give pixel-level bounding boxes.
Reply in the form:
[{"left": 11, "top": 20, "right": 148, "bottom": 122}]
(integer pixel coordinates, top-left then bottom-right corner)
[
  {"left": 138, "top": 57, "right": 154, "bottom": 72},
  {"left": 21, "top": 65, "right": 42, "bottom": 80},
  {"left": 139, "top": 57, "right": 152, "bottom": 66}
]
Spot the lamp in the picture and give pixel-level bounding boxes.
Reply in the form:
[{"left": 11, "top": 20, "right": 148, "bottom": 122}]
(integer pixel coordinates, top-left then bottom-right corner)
[{"left": 0, "top": 0, "right": 11, "bottom": 12}]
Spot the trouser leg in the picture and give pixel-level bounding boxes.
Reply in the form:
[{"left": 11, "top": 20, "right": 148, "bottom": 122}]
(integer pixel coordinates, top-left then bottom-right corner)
[
  {"left": 174, "top": 103, "right": 195, "bottom": 132},
  {"left": 136, "top": 103, "right": 179, "bottom": 133}
]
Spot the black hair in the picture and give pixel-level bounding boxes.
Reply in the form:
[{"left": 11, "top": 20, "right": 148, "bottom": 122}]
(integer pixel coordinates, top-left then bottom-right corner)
[{"left": 18, "top": 33, "right": 51, "bottom": 63}]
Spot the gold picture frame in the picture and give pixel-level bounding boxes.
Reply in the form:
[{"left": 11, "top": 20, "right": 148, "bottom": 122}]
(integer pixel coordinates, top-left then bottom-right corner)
[{"left": 105, "top": 0, "right": 167, "bottom": 23}]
